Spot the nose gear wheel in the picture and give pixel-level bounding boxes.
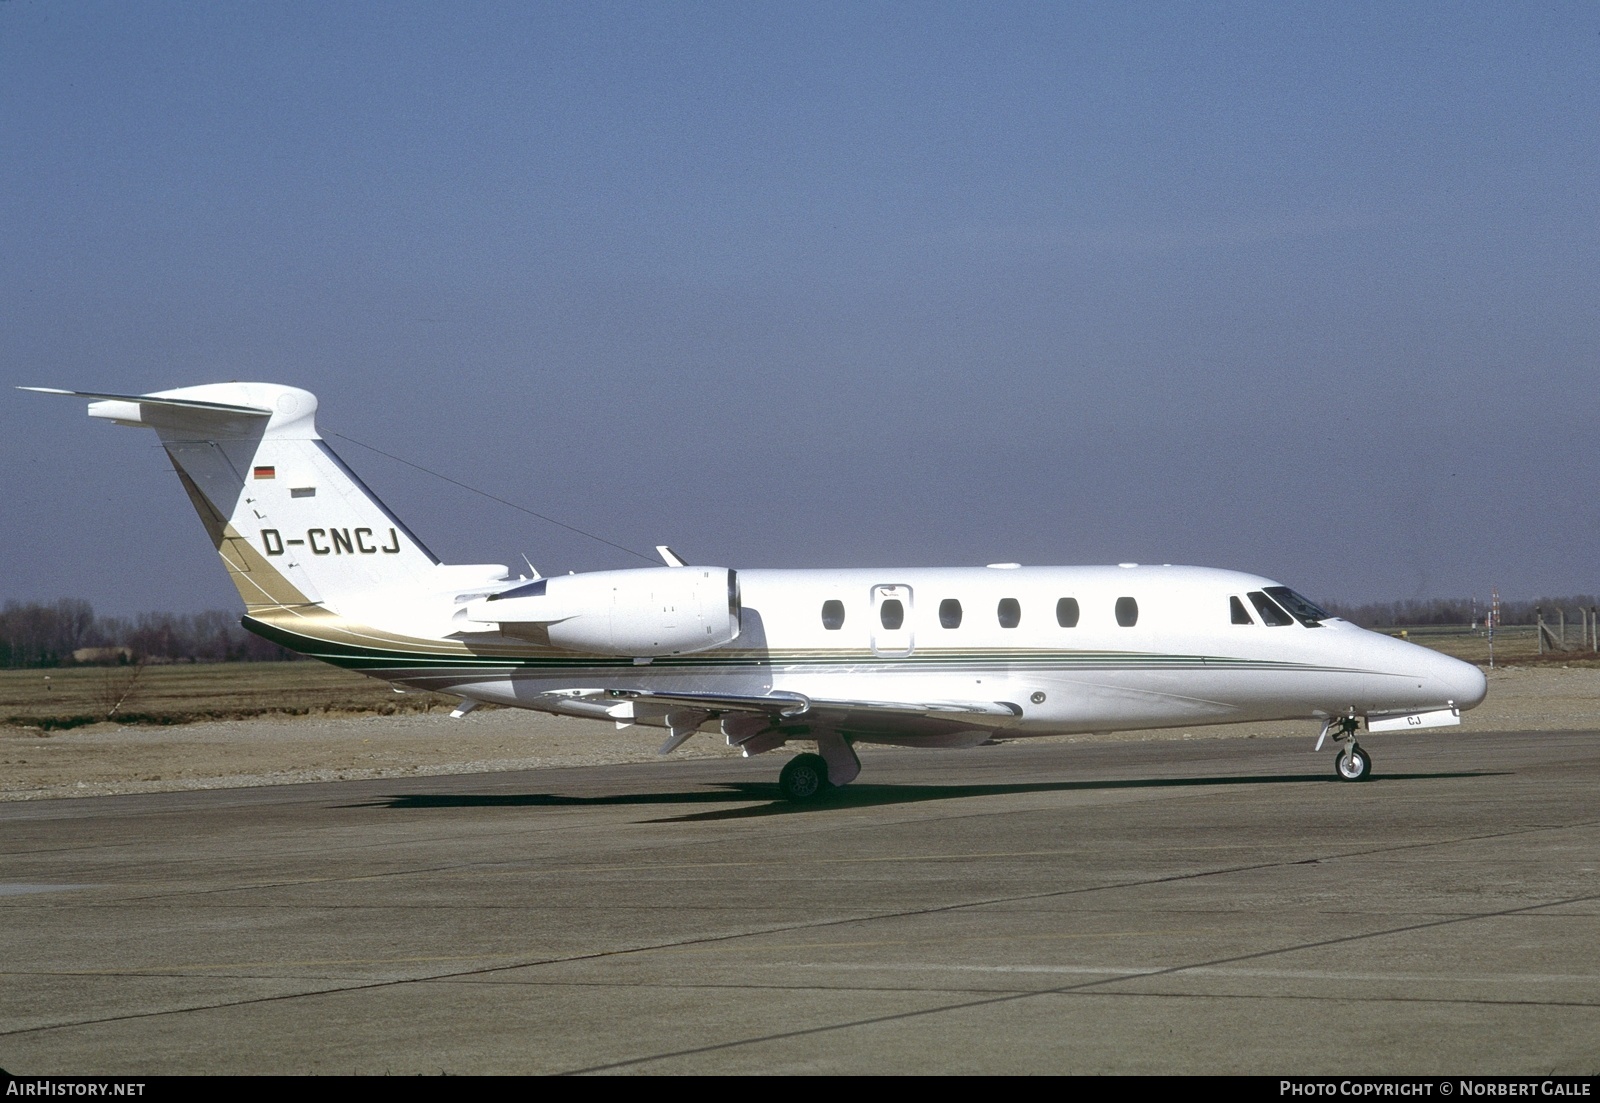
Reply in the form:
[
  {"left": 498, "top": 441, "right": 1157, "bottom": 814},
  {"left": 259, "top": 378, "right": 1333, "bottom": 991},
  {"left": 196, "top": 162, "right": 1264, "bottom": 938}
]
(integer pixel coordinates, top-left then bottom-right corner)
[{"left": 1335, "top": 742, "right": 1372, "bottom": 781}]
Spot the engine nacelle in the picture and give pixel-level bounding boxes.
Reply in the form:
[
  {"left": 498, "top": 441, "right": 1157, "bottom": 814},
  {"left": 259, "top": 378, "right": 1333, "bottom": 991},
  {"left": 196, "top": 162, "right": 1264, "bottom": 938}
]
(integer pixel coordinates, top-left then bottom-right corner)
[{"left": 464, "top": 567, "right": 740, "bottom": 656}]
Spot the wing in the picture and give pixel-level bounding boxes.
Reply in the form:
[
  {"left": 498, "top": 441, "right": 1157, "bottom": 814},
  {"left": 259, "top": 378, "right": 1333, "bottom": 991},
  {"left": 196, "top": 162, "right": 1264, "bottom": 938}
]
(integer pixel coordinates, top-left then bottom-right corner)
[{"left": 594, "top": 687, "right": 1023, "bottom": 754}]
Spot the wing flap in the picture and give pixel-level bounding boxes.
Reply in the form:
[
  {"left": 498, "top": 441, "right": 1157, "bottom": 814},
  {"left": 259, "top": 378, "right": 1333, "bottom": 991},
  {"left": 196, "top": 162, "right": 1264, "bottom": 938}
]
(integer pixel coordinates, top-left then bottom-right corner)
[
  {"left": 812, "top": 697, "right": 1022, "bottom": 720},
  {"left": 603, "top": 688, "right": 812, "bottom": 717},
  {"left": 603, "top": 688, "right": 1021, "bottom": 725}
]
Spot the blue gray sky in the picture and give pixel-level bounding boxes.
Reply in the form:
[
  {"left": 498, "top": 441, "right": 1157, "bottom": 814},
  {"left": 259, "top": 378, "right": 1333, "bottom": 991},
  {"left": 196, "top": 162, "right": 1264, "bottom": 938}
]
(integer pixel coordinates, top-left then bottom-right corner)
[{"left": 4, "top": 2, "right": 1597, "bottom": 616}]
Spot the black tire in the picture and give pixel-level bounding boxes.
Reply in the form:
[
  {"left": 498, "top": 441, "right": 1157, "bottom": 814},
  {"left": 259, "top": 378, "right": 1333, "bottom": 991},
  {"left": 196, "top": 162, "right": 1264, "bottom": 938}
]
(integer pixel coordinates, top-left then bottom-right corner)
[
  {"left": 778, "top": 753, "right": 830, "bottom": 802},
  {"left": 1335, "top": 744, "right": 1372, "bottom": 782}
]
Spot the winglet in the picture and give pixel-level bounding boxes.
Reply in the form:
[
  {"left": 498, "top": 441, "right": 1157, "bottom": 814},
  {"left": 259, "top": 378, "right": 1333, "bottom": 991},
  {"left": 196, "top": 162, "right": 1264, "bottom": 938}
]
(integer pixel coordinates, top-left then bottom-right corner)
[{"left": 656, "top": 545, "right": 688, "bottom": 567}]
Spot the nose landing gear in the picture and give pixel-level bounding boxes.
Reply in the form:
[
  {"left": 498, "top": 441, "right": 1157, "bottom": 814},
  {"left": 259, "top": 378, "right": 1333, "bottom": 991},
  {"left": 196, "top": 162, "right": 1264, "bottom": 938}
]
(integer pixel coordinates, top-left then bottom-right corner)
[
  {"left": 1320, "top": 715, "right": 1373, "bottom": 782},
  {"left": 1334, "top": 742, "right": 1372, "bottom": 781}
]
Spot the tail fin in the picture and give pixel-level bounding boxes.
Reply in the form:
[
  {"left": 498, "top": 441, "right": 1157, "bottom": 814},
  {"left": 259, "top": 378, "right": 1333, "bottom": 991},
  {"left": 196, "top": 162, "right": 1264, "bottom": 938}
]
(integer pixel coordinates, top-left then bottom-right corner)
[{"left": 24, "top": 384, "right": 443, "bottom": 616}]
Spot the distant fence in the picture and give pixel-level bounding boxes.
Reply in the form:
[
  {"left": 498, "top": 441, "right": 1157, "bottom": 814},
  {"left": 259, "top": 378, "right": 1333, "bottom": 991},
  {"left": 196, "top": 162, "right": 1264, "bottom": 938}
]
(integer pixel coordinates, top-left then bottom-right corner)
[
  {"left": 1370, "top": 621, "right": 1596, "bottom": 667},
  {"left": 1535, "top": 606, "right": 1600, "bottom": 653},
  {"left": 1323, "top": 595, "right": 1600, "bottom": 631}
]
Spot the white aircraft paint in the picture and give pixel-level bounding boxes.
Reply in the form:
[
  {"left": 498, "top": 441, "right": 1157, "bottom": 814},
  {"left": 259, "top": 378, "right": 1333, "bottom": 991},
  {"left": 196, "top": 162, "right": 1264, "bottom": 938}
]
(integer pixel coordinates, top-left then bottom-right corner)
[{"left": 24, "top": 383, "right": 1487, "bottom": 800}]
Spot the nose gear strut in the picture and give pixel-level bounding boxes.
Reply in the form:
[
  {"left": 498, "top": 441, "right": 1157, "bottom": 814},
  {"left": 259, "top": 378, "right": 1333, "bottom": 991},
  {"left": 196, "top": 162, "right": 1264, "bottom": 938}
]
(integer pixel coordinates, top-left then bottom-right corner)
[{"left": 1316, "top": 715, "right": 1372, "bottom": 782}]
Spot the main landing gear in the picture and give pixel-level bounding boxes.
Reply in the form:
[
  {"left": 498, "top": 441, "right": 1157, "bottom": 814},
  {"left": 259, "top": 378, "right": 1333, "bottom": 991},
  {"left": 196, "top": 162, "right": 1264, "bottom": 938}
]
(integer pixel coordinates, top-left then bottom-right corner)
[
  {"left": 1322, "top": 716, "right": 1373, "bottom": 782},
  {"left": 778, "top": 753, "right": 829, "bottom": 802},
  {"left": 776, "top": 732, "right": 862, "bottom": 803}
]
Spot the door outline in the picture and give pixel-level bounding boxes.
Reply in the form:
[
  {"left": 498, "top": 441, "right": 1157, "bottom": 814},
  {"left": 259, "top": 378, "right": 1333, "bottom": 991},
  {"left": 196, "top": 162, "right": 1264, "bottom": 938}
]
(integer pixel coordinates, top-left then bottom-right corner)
[{"left": 870, "top": 584, "right": 914, "bottom": 657}]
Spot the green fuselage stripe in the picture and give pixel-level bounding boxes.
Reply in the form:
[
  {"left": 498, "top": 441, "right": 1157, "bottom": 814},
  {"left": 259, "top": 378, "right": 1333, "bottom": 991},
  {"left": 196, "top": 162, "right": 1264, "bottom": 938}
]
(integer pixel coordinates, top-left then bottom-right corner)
[{"left": 242, "top": 615, "right": 1352, "bottom": 677}]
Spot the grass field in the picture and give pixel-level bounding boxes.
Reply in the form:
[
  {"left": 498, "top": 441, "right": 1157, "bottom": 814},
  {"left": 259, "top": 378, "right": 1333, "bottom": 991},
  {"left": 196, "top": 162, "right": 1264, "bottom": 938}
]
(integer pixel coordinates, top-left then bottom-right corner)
[
  {"left": 0, "top": 662, "right": 457, "bottom": 730},
  {"left": 2, "top": 624, "right": 1594, "bottom": 730},
  {"left": 1377, "top": 623, "right": 1600, "bottom": 666}
]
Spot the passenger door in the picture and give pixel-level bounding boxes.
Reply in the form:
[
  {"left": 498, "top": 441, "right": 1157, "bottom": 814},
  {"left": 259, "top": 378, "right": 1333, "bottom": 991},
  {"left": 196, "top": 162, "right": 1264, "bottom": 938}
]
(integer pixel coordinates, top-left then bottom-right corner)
[{"left": 870, "top": 584, "right": 914, "bottom": 657}]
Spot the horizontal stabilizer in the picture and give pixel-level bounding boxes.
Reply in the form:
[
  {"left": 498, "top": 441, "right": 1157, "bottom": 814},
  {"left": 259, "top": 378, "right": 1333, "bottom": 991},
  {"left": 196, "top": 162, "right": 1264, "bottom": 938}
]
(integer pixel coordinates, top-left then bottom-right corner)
[{"left": 19, "top": 387, "right": 272, "bottom": 416}]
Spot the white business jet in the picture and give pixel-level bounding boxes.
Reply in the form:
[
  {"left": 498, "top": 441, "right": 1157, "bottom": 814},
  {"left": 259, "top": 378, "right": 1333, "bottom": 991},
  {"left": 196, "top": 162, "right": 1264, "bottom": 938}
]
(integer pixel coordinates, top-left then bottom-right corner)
[{"left": 25, "top": 383, "right": 1487, "bottom": 801}]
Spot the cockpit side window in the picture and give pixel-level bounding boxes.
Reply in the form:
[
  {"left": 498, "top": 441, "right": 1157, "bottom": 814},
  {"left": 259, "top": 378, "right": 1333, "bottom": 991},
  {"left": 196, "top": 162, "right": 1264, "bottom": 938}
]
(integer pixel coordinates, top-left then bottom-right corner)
[
  {"left": 1230, "top": 596, "right": 1254, "bottom": 624},
  {"left": 1248, "top": 591, "right": 1293, "bottom": 626},
  {"left": 1264, "top": 586, "right": 1328, "bottom": 627}
]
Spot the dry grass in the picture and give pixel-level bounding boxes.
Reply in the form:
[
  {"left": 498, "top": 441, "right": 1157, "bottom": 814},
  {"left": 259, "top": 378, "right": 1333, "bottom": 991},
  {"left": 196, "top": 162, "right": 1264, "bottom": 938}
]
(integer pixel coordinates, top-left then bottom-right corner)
[
  {"left": 0, "top": 662, "right": 458, "bottom": 730},
  {"left": 1376, "top": 623, "right": 1600, "bottom": 667}
]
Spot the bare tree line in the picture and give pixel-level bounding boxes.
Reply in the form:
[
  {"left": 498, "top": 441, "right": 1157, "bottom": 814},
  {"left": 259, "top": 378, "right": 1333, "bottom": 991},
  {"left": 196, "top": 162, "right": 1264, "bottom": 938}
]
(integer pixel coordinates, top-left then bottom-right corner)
[
  {"left": 1319, "top": 596, "right": 1599, "bottom": 629},
  {"left": 0, "top": 600, "right": 299, "bottom": 668}
]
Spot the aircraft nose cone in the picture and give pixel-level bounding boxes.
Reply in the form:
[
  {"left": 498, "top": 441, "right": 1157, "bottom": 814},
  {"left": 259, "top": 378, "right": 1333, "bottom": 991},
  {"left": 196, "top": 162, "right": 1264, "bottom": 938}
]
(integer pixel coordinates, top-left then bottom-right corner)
[{"left": 1436, "top": 652, "right": 1488, "bottom": 711}]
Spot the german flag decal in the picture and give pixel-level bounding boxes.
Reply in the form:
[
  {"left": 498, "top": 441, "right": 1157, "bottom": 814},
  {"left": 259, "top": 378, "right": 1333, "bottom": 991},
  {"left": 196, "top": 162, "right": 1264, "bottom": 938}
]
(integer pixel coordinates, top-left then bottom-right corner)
[{"left": 253, "top": 466, "right": 276, "bottom": 479}]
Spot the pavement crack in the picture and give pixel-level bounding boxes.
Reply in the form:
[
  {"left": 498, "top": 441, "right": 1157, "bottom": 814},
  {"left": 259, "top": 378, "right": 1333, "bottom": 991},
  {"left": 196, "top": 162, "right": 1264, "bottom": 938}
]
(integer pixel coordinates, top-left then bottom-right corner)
[
  {"left": 556, "top": 889, "right": 1600, "bottom": 1074},
  {"left": 3, "top": 815, "right": 1593, "bottom": 1050}
]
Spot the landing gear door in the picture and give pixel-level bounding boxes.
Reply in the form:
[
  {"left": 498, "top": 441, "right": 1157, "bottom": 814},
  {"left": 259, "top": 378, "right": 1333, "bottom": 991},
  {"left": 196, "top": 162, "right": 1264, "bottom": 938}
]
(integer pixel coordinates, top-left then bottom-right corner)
[{"left": 870, "top": 584, "right": 914, "bottom": 657}]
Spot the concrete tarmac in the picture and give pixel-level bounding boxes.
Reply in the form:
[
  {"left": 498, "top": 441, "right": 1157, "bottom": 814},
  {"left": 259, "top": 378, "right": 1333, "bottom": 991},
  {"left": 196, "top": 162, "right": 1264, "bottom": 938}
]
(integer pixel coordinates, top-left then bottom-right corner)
[{"left": 1, "top": 728, "right": 1596, "bottom": 1075}]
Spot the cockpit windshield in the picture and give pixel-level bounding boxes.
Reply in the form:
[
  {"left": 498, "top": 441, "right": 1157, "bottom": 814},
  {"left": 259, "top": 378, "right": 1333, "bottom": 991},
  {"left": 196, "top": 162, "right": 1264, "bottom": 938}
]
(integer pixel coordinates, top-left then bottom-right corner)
[
  {"left": 1248, "top": 591, "right": 1293, "bottom": 626},
  {"left": 1263, "top": 586, "right": 1329, "bottom": 627}
]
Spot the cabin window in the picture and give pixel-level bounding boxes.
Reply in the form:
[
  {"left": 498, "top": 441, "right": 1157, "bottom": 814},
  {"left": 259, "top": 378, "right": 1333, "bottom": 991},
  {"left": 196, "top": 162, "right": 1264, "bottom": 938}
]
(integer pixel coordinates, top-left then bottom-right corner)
[
  {"left": 883, "top": 592, "right": 908, "bottom": 627},
  {"left": 1264, "top": 586, "right": 1328, "bottom": 627},
  {"left": 939, "top": 598, "right": 963, "bottom": 629},
  {"left": 879, "top": 599, "right": 905, "bottom": 630},
  {"left": 821, "top": 599, "right": 845, "bottom": 630},
  {"left": 1115, "top": 596, "right": 1139, "bottom": 627},
  {"left": 1248, "top": 591, "right": 1293, "bottom": 626},
  {"left": 1056, "top": 597, "right": 1079, "bottom": 627},
  {"left": 997, "top": 598, "right": 1021, "bottom": 628},
  {"left": 1230, "top": 596, "right": 1254, "bottom": 624}
]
